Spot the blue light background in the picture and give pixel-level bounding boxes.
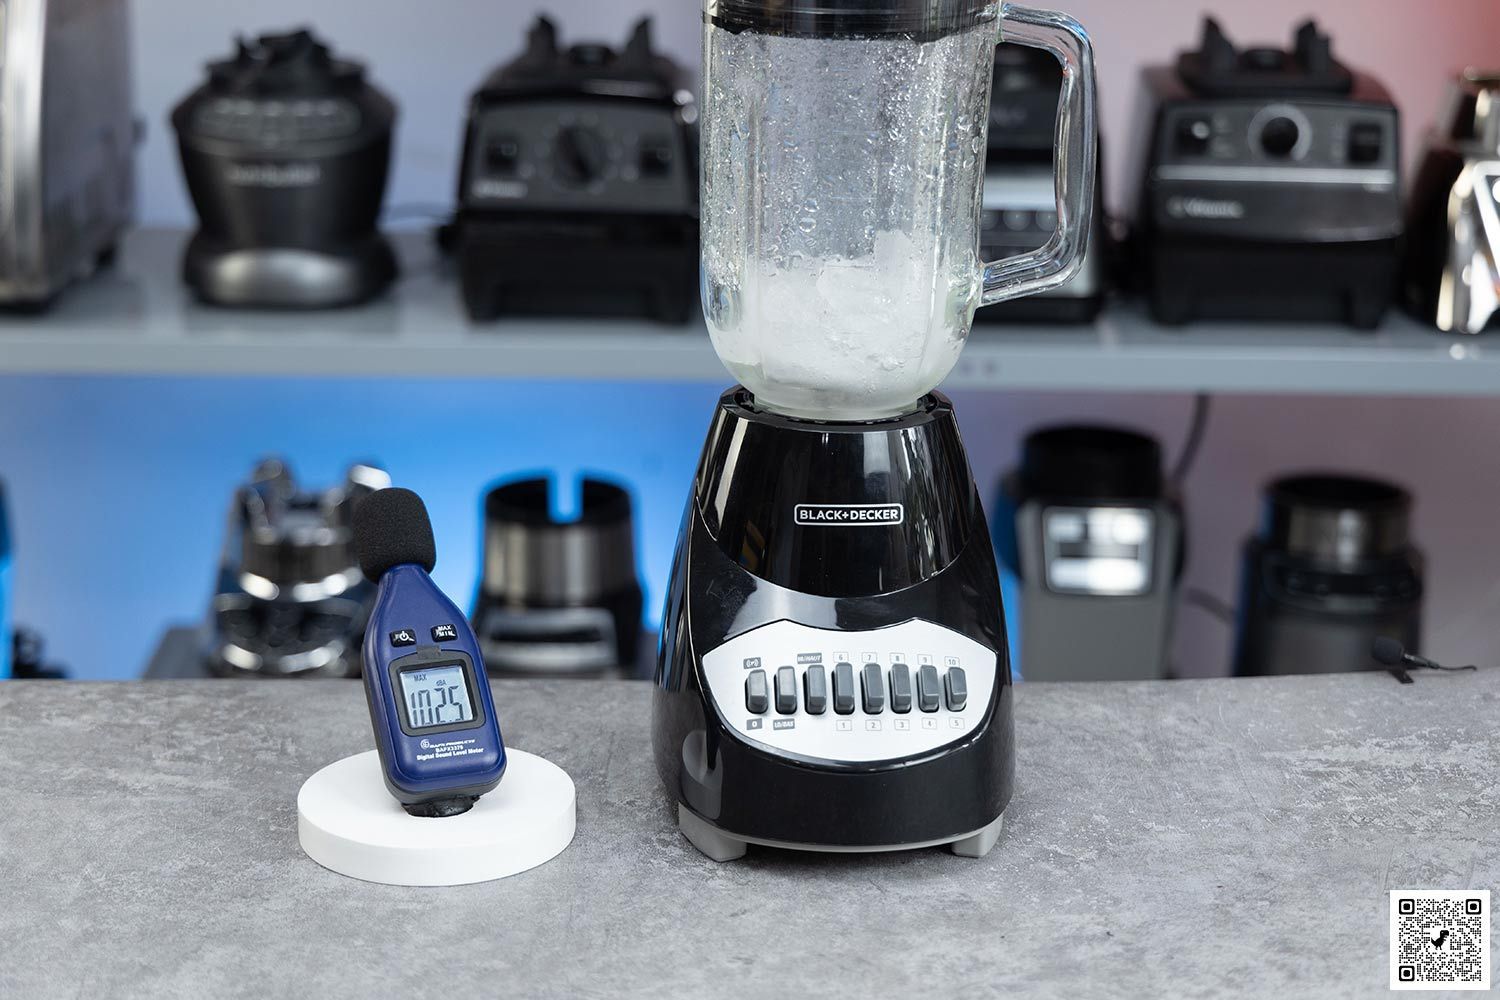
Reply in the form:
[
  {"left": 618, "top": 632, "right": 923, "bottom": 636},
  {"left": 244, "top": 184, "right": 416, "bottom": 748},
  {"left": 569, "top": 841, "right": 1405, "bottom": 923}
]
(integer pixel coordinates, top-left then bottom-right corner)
[
  {"left": 0, "top": 375, "right": 724, "bottom": 679},
  {"left": 16, "top": 372, "right": 1457, "bottom": 684}
]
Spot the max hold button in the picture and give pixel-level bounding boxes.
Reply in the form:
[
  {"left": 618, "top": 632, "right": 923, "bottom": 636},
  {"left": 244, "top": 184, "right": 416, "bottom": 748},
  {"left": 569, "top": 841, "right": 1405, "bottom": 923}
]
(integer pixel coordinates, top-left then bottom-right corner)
[
  {"left": 745, "top": 669, "right": 769, "bottom": 715},
  {"left": 431, "top": 624, "right": 458, "bottom": 642}
]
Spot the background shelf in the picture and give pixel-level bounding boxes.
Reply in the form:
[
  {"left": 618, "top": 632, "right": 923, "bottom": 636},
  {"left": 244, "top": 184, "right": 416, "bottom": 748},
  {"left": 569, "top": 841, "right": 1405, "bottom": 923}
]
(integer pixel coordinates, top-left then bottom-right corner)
[{"left": 0, "top": 227, "right": 1493, "bottom": 396}]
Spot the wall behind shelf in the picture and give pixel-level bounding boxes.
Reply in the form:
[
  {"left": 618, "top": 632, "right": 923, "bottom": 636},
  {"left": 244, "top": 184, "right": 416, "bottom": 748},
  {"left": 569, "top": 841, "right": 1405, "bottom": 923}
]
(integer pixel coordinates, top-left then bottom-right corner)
[
  {"left": 3, "top": 375, "right": 1498, "bottom": 680},
  {"left": 132, "top": 0, "right": 1500, "bottom": 225}
]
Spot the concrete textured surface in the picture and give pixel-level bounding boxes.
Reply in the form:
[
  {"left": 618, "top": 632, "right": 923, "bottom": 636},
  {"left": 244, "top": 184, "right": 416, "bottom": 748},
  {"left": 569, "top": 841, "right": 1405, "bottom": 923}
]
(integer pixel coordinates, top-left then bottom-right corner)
[{"left": 0, "top": 673, "right": 1495, "bottom": 999}]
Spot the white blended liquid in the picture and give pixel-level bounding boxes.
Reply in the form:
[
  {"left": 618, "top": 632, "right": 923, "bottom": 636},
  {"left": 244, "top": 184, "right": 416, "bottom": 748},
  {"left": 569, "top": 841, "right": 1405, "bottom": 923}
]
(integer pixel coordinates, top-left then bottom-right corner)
[{"left": 700, "top": 16, "right": 997, "bottom": 420}]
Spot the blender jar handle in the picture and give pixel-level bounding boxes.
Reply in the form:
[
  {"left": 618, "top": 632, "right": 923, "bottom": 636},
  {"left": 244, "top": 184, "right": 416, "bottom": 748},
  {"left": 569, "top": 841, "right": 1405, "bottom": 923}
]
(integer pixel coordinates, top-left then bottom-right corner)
[{"left": 979, "top": 4, "right": 1099, "bottom": 306}]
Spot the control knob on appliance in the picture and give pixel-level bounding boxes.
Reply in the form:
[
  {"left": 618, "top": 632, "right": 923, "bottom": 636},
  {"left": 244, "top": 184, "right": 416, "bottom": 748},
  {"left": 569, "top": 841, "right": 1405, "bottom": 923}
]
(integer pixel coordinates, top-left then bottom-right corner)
[
  {"left": 552, "top": 125, "right": 610, "bottom": 187},
  {"left": 1258, "top": 116, "right": 1301, "bottom": 158}
]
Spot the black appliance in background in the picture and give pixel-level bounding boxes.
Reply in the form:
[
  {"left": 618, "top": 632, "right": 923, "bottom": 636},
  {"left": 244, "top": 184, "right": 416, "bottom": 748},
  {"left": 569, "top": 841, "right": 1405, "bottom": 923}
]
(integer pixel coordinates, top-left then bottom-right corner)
[
  {"left": 994, "top": 426, "right": 1183, "bottom": 681},
  {"left": 450, "top": 17, "right": 698, "bottom": 323},
  {"left": 205, "top": 459, "right": 389, "bottom": 678},
  {"left": 471, "top": 477, "right": 644, "bottom": 677},
  {"left": 1234, "top": 474, "right": 1423, "bottom": 677},
  {"left": 975, "top": 43, "right": 1107, "bottom": 323},
  {"left": 1130, "top": 19, "right": 1401, "bottom": 328},
  {"left": 11, "top": 628, "right": 67, "bottom": 680},
  {"left": 1404, "top": 71, "right": 1500, "bottom": 335},
  {"left": 172, "top": 28, "right": 398, "bottom": 308}
]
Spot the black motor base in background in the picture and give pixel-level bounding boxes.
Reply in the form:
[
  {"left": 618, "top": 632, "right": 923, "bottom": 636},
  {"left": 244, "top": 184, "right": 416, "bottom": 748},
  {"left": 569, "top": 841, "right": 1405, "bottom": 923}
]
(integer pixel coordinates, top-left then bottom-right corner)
[{"left": 455, "top": 215, "right": 696, "bottom": 324}]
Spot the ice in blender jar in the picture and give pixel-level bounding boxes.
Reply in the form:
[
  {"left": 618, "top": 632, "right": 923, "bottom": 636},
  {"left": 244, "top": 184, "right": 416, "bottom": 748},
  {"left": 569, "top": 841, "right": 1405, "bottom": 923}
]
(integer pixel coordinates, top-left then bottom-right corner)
[{"left": 700, "top": 0, "right": 1096, "bottom": 420}]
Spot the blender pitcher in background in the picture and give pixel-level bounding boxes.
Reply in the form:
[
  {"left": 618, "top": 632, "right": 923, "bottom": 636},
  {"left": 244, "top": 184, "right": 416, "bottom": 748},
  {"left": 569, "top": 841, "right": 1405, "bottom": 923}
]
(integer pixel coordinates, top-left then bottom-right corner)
[{"left": 700, "top": 0, "right": 1096, "bottom": 420}]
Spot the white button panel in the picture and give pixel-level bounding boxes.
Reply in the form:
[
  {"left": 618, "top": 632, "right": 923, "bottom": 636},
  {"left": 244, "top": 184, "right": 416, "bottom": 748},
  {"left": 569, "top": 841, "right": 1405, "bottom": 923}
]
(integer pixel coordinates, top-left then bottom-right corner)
[{"left": 700, "top": 619, "right": 998, "bottom": 764}]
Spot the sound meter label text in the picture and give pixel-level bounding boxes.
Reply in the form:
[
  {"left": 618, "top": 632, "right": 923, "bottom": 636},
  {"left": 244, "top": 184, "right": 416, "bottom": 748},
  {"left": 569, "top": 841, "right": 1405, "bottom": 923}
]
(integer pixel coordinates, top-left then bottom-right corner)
[
  {"left": 415, "top": 737, "right": 485, "bottom": 762},
  {"left": 795, "top": 504, "right": 904, "bottom": 526}
]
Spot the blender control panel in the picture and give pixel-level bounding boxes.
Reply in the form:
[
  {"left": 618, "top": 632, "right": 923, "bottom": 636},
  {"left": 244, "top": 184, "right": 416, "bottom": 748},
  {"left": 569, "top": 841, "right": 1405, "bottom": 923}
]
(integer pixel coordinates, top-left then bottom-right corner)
[{"left": 700, "top": 620, "right": 997, "bottom": 764}]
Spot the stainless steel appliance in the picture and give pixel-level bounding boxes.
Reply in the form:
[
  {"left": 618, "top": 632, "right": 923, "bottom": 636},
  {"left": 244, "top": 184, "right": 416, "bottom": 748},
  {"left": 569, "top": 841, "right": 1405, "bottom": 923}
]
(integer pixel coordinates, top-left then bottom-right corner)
[
  {"left": 995, "top": 426, "right": 1182, "bottom": 681},
  {"left": 206, "top": 459, "right": 390, "bottom": 678},
  {"left": 451, "top": 16, "right": 698, "bottom": 322},
  {"left": 1130, "top": 18, "right": 1401, "bottom": 328},
  {"left": 0, "top": 0, "right": 135, "bottom": 305},
  {"left": 1233, "top": 474, "right": 1423, "bottom": 676},
  {"left": 654, "top": 0, "right": 1097, "bottom": 861},
  {"left": 1405, "top": 71, "right": 1500, "bottom": 335},
  {"left": 471, "top": 477, "right": 644, "bottom": 677},
  {"left": 171, "top": 28, "right": 398, "bottom": 308}
]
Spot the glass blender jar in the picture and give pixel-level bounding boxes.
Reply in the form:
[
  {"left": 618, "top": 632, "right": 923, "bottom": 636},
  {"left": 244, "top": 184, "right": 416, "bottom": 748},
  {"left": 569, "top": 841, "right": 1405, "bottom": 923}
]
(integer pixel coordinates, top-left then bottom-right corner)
[{"left": 701, "top": 0, "right": 1096, "bottom": 419}]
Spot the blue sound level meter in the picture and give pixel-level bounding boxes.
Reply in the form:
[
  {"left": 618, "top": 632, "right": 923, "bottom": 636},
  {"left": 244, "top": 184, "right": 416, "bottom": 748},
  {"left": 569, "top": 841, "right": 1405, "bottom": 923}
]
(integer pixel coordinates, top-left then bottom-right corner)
[{"left": 355, "top": 489, "right": 506, "bottom": 817}]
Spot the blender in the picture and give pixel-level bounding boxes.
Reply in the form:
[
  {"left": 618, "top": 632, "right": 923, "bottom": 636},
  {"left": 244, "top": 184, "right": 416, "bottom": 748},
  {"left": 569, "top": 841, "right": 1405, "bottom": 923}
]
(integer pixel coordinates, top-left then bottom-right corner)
[{"left": 653, "top": 0, "right": 1096, "bottom": 860}]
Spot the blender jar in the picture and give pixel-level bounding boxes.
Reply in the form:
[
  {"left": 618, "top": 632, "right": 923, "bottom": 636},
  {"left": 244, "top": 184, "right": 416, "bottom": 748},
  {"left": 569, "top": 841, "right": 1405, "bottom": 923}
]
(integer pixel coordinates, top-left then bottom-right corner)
[{"left": 701, "top": 0, "right": 1096, "bottom": 419}]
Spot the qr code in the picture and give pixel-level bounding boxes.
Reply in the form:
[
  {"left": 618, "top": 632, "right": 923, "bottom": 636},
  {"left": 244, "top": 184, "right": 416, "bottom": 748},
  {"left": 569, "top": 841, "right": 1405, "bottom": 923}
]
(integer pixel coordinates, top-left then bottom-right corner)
[{"left": 1390, "top": 890, "right": 1490, "bottom": 991}]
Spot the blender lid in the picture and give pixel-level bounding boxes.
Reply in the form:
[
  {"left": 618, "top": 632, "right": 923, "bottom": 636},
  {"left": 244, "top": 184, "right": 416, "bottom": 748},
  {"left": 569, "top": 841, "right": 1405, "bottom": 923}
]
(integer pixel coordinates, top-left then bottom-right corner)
[
  {"left": 479, "top": 17, "right": 684, "bottom": 101},
  {"left": 1175, "top": 18, "right": 1354, "bottom": 97},
  {"left": 204, "top": 28, "right": 368, "bottom": 97},
  {"left": 1018, "top": 425, "right": 1164, "bottom": 502},
  {"left": 706, "top": 0, "right": 998, "bottom": 40}
]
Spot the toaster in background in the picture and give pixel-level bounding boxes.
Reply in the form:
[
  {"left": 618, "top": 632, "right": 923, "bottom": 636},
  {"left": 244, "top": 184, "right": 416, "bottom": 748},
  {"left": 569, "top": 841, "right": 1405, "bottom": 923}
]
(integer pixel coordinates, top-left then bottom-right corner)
[
  {"left": 1130, "top": 19, "right": 1401, "bottom": 329},
  {"left": 450, "top": 16, "right": 698, "bottom": 323},
  {"left": 0, "top": 0, "right": 136, "bottom": 306},
  {"left": 1405, "top": 71, "right": 1500, "bottom": 335}
]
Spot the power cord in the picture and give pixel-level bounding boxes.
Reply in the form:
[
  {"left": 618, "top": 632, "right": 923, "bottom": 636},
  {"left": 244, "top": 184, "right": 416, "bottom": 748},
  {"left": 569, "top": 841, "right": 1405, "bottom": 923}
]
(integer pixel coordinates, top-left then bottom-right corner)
[{"left": 1169, "top": 392, "right": 1212, "bottom": 488}]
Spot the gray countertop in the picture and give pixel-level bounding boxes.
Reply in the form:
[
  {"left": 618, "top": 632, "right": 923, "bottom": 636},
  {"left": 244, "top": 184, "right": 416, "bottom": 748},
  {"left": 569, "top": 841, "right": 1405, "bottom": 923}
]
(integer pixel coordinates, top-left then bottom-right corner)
[{"left": 1, "top": 672, "right": 1495, "bottom": 999}]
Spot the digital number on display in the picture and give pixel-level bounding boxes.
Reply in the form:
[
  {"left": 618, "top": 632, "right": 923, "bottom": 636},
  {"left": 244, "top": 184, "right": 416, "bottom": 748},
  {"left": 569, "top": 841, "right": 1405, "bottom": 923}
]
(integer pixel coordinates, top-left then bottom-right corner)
[{"left": 398, "top": 664, "right": 476, "bottom": 730}]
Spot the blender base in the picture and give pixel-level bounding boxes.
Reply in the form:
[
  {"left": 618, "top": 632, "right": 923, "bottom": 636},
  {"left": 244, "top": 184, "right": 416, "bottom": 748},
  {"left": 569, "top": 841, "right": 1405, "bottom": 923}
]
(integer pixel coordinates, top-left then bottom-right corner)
[
  {"left": 652, "top": 389, "right": 1015, "bottom": 861},
  {"left": 678, "top": 804, "right": 1005, "bottom": 861}
]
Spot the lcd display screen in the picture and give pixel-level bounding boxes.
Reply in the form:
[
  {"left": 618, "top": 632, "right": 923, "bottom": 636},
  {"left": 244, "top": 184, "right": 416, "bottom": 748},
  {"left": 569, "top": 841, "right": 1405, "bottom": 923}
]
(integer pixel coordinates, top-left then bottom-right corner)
[{"left": 398, "top": 664, "right": 475, "bottom": 730}]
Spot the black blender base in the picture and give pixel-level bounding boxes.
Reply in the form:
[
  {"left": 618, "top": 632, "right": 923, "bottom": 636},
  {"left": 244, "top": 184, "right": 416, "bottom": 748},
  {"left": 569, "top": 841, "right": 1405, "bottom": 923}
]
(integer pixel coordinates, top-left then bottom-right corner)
[
  {"left": 652, "top": 389, "right": 1016, "bottom": 859},
  {"left": 677, "top": 805, "right": 1006, "bottom": 862}
]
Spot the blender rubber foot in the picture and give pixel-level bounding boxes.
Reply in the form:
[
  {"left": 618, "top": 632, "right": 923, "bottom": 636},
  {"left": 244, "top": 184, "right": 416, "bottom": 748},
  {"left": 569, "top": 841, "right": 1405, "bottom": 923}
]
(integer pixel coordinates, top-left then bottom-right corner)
[
  {"left": 678, "top": 804, "right": 748, "bottom": 862},
  {"left": 949, "top": 813, "right": 1005, "bottom": 858}
]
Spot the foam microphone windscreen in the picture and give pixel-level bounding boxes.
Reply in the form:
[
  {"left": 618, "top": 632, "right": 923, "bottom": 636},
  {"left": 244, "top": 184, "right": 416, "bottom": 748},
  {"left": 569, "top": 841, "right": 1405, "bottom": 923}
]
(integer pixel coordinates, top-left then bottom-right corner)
[
  {"left": 353, "top": 487, "right": 437, "bottom": 582},
  {"left": 1370, "top": 636, "right": 1405, "bottom": 667}
]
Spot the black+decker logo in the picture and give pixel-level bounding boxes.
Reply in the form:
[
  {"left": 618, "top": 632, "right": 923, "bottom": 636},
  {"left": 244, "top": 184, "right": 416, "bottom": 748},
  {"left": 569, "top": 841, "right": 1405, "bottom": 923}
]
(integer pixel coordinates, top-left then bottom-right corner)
[{"left": 794, "top": 504, "right": 905, "bottom": 526}]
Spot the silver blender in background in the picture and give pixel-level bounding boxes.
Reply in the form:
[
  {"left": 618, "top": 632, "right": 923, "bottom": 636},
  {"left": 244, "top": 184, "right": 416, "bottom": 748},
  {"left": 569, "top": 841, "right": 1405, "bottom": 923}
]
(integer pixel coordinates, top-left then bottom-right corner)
[
  {"left": 654, "top": 0, "right": 1097, "bottom": 861},
  {"left": 205, "top": 459, "right": 389, "bottom": 678},
  {"left": 1405, "top": 71, "right": 1500, "bottom": 335}
]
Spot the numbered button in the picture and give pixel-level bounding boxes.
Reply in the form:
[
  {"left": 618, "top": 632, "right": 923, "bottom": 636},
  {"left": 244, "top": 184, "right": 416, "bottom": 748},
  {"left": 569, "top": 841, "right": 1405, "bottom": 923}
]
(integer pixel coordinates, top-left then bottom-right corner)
[
  {"left": 945, "top": 667, "right": 968, "bottom": 712},
  {"left": 804, "top": 665, "right": 828, "bottom": 715},
  {"left": 745, "top": 669, "right": 769, "bottom": 714},
  {"left": 775, "top": 666, "right": 798, "bottom": 715},
  {"left": 832, "top": 662, "right": 856, "bottom": 715},
  {"left": 917, "top": 664, "right": 941, "bottom": 712},
  {"left": 861, "top": 663, "right": 885, "bottom": 714},
  {"left": 889, "top": 663, "right": 913, "bottom": 713}
]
